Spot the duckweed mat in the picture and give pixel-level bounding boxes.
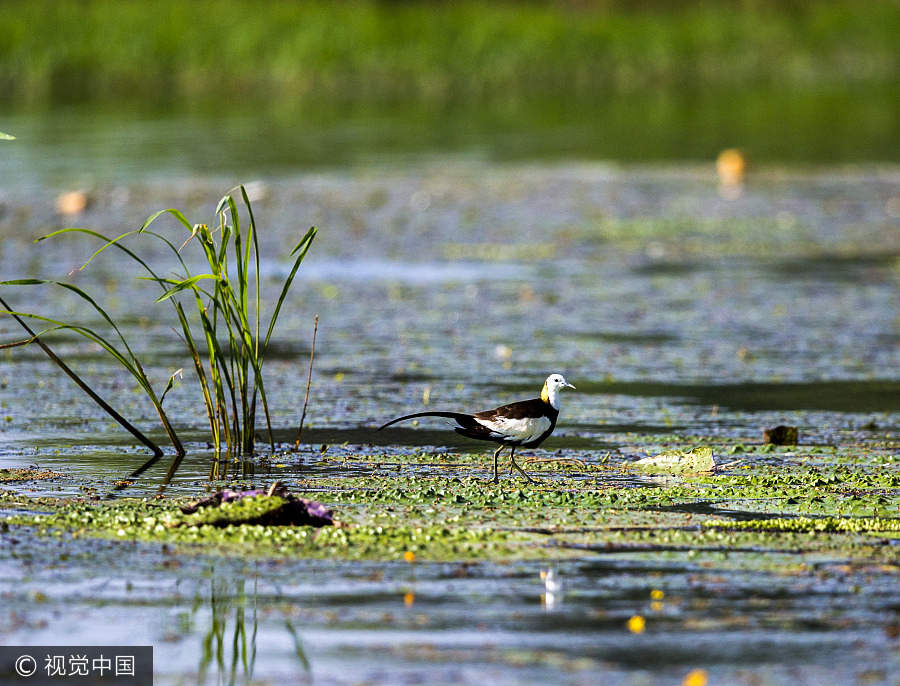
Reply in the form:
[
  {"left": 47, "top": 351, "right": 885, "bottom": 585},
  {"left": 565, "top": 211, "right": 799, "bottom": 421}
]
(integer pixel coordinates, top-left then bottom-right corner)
[{"left": 3, "top": 441, "right": 898, "bottom": 565}]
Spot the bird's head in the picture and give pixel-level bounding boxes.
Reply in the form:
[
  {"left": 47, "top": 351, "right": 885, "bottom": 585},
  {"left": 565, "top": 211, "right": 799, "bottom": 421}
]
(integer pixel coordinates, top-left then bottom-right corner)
[{"left": 541, "top": 373, "right": 575, "bottom": 408}]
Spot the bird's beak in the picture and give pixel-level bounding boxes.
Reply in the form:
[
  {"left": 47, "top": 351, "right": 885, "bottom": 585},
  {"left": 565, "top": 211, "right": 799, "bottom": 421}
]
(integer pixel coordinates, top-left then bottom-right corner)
[{"left": 566, "top": 382, "right": 576, "bottom": 390}]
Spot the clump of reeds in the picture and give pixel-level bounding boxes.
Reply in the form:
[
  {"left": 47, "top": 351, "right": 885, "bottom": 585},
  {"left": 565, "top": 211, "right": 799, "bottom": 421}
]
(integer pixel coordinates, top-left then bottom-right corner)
[
  {"left": 1, "top": 185, "right": 316, "bottom": 466},
  {"left": 142, "top": 188, "right": 317, "bottom": 457}
]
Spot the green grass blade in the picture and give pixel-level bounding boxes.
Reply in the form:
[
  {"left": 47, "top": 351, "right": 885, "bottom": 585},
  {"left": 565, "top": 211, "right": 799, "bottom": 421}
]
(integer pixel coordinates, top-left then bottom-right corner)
[
  {"left": 214, "top": 192, "right": 232, "bottom": 216},
  {"left": 39, "top": 227, "right": 145, "bottom": 272},
  {"left": 155, "top": 274, "right": 220, "bottom": 303},
  {"left": 37, "top": 227, "right": 187, "bottom": 293},
  {"left": 0, "top": 296, "right": 164, "bottom": 459},
  {"left": 197, "top": 303, "right": 239, "bottom": 424},
  {"left": 177, "top": 320, "right": 219, "bottom": 448},
  {"left": 1, "top": 278, "right": 47, "bottom": 286},
  {"left": 140, "top": 207, "right": 194, "bottom": 233},
  {"left": 262, "top": 227, "right": 317, "bottom": 350},
  {"left": 159, "top": 368, "right": 183, "bottom": 406},
  {"left": 240, "top": 185, "right": 261, "bottom": 358},
  {"left": 0, "top": 310, "right": 145, "bottom": 389},
  {"left": 2, "top": 286, "right": 182, "bottom": 454},
  {"left": 2, "top": 278, "right": 142, "bottom": 365}
]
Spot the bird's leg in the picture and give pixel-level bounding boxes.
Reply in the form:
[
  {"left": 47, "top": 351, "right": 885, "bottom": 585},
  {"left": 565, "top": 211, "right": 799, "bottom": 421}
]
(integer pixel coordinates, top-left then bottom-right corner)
[
  {"left": 508, "top": 446, "right": 536, "bottom": 484},
  {"left": 489, "top": 444, "right": 503, "bottom": 483}
]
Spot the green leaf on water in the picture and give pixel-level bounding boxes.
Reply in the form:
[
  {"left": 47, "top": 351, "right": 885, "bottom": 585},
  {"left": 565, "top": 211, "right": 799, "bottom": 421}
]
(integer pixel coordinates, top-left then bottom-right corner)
[
  {"left": 0, "top": 132, "right": 15, "bottom": 140},
  {"left": 632, "top": 446, "right": 716, "bottom": 473}
]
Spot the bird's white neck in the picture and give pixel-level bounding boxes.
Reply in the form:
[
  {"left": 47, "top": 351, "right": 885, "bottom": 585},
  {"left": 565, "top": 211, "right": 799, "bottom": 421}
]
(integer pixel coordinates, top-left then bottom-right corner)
[{"left": 541, "top": 382, "right": 561, "bottom": 410}]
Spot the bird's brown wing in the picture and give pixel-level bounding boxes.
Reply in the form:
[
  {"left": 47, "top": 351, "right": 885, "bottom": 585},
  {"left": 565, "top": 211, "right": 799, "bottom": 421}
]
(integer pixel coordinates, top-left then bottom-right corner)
[{"left": 473, "top": 397, "right": 548, "bottom": 422}]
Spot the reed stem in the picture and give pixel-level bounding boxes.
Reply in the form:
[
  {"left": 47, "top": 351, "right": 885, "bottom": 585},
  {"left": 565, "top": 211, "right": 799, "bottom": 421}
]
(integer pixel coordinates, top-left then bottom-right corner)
[{"left": 294, "top": 314, "right": 318, "bottom": 450}]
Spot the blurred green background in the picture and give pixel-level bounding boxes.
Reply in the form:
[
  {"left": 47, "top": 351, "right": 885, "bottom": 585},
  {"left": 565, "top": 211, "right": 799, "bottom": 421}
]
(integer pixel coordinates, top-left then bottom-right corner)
[{"left": 2, "top": 0, "right": 898, "bottom": 169}]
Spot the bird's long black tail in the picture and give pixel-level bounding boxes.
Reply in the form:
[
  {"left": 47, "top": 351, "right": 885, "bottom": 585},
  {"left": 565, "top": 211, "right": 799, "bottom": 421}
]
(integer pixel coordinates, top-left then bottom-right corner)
[{"left": 377, "top": 411, "right": 473, "bottom": 431}]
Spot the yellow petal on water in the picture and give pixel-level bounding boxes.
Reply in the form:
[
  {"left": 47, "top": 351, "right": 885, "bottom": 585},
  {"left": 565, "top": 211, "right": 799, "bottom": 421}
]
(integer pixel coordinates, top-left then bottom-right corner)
[
  {"left": 650, "top": 601, "right": 664, "bottom": 612},
  {"left": 403, "top": 550, "right": 416, "bottom": 563},
  {"left": 333, "top": 372, "right": 344, "bottom": 382},
  {"left": 683, "top": 668, "right": 708, "bottom": 686},
  {"left": 716, "top": 148, "right": 746, "bottom": 186},
  {"left": 55, "top": 190, "right": 89, "bottom": 216},
  {"left": 650, "top": 589, "right": 665, "bottom": 600},
  {"left": 627, "top": 615, "right": 645, "bottom": 634},
  {"left": 403, "top": 591, "right": 415, "bottom": 607}
]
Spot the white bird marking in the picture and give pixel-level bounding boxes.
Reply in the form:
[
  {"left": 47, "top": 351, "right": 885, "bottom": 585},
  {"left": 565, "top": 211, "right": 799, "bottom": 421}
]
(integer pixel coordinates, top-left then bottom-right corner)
[{"left": 475, "top": 415, "right": 551, "bottom": 444}]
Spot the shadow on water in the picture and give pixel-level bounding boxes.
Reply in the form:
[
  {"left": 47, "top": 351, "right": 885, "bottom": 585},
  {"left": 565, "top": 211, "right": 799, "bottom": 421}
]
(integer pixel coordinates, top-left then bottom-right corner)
[
  {"left": 652, "top": 501, "right": 794, "bottom": 521},
  {"left": 16, "top": 425, "right": 621, "bottom": 454},
  {"left": 571, "top": 331, "right": 680, "bottom": 345},
  {"left": 629, "top": 261, "right": 705, "bottom": 277},
  {"left": 4, "top": 423, "right": 624, "bottom": 498},
  {"left": 291, "top": 427, "right": 616, "bottom": 452},
  {"left": 767, "top": 252, "right": 900, "bottom": 282}
]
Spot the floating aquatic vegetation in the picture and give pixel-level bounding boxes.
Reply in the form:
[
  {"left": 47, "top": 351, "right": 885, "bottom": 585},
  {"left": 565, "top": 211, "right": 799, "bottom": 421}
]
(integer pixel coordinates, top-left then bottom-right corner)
[
  {"left": 2, "top": 442, "right": 897, "bottom": 567},
  {"left": 179, "top": 483, "right": 333, "bottom": 528},
  {"left": 631, "top": 447, "right": 716, "bottom": 473},
  {"left": 705, "top": 516, "right": 900, "bottom": 534},
  {"left": 0, "top": 468, "right": 62, "bottom": 482}
]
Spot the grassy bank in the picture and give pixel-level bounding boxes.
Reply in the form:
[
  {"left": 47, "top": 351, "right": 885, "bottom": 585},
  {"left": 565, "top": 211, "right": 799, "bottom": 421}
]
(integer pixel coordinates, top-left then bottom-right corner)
[{"left": 1, "top": 0, "right": 898, "bottom": 106}]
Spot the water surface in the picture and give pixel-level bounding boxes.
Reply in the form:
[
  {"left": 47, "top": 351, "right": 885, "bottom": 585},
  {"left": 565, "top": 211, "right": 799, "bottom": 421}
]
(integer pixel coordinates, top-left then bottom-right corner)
[{"left": 1, "top": 160, "right": 898, "bottom": 684}]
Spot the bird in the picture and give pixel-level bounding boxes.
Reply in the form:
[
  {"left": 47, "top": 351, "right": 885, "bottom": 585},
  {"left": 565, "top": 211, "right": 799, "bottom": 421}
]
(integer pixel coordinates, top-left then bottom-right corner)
[{"left": 378, "top": 373, "right": 575, "bottom": 483}]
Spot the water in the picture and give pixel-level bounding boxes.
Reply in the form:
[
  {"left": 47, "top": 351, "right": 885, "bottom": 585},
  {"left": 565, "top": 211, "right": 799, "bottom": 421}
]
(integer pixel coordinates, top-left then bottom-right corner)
[
  {"left": 3, "top": 164, "right": 897, "bottom": 446},
  {"left": 1, "top": 118, "right": 899, "bottom": 683},
  {"left": 2, "top": 534, "right": 898, "bottom": 685},
  {"left": 2, "top": 91, "right": 899, "bottom": 189}
]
